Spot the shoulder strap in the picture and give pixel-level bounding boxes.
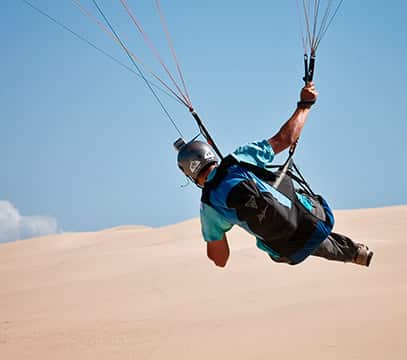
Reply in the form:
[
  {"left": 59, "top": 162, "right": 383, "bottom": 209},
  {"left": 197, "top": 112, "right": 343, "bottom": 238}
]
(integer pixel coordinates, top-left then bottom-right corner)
[
  {"left": 202, "top": 155, "right": 289, "bottom": 205},
  {"left": 201, "top": 154, "right": 301, "bottom": 205},
  {"left": 201, "top": 155, "right": 237, "bottom": 205},
  {"left": 235, "top": 160, "right": 277, "bottom": 183}
]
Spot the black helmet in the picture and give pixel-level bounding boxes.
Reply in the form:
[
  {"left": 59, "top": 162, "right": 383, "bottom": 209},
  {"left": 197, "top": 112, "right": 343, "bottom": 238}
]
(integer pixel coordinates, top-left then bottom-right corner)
[{"left": 174, "top": 138, "right": 218, "bottom": 184}]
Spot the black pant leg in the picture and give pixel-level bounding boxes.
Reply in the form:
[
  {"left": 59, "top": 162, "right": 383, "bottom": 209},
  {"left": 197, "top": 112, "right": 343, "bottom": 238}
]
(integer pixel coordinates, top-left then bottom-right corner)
[{"left": 311, "top": 232, "right": 359, "bottom": 262}]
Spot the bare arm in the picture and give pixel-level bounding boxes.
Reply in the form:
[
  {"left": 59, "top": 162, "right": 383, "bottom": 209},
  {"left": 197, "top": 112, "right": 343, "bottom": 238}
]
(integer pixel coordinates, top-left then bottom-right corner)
[
  {"left": 268, "top": 83, "right": 317, "bottom": 155},
  {"left": 206, "top": 235, "right": 230, "bottom": 267},
  {"left": 268, "top": 107, "right": 310, "bottom": 154}
]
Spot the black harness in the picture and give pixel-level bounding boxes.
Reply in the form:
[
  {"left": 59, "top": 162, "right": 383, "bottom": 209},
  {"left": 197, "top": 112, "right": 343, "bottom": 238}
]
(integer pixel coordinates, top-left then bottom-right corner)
[{"left": 201, "top": 155, "right": 328, "bottom": 258}]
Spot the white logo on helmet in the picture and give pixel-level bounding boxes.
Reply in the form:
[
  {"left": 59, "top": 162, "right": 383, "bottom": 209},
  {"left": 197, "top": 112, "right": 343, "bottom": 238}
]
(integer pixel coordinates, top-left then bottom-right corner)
[
  {"left": 190, "top": 160, "right": 201, "bottom": 173},
  {"left": 204, "top": 150, "right": 214, "bottom": 160}
]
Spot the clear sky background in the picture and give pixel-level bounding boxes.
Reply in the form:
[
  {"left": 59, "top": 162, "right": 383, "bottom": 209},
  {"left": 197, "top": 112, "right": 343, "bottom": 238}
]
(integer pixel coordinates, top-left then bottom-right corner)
[{"left": 1, "top": 0, "right": 406, "bottom": 240}]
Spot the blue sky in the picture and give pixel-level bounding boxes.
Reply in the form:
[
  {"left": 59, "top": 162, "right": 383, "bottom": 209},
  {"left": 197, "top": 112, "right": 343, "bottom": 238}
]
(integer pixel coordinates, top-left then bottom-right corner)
[{"left": 1, "top": 0, "right": 406, "bottom": 238}]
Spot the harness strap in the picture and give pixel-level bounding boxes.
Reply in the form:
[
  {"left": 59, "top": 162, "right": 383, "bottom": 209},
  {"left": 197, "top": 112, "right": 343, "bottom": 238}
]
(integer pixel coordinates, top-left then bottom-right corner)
[
  {"left": 202, "top": 155, "right": 298, "bottom": 206},
  {"left": 201, "top": 156, "right": 236, "bottom": 205}
]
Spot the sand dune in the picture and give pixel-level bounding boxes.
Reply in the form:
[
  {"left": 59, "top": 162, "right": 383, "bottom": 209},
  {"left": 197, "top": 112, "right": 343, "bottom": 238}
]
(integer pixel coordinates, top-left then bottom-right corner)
[{"left": 1, "top": 206, "right": 406, "bottom": 359}]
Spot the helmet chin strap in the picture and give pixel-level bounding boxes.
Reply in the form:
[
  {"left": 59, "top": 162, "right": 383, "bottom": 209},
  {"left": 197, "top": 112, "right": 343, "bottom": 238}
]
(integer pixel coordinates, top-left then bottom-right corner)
[
  {"left": 180, "top": 177, "right": 191, "bottom": 188},
  {"left": 183, "top": 174, "right": 202, "bottom": 188}
]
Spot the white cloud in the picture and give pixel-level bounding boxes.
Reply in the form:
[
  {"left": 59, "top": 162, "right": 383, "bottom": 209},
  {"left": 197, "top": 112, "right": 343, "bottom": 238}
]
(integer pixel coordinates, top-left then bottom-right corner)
[{"left": 0, "top": 201, "right": 60, "bottom": 243}]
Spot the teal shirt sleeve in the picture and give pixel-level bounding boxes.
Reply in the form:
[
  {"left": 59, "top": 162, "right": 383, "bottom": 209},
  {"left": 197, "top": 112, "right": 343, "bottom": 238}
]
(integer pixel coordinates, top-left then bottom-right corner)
[
  {"left": 200, "top": 202, "right": 233, "bottom": 242},
  {"left": 231, "top": 139, "right": 275, "bottom": 168}
]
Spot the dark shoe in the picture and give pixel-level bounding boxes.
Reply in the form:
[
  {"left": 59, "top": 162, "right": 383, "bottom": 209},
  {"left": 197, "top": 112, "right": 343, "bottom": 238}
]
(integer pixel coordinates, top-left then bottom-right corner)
[{"left": 353, "top": 244, "right": 373, "bottom": 267}]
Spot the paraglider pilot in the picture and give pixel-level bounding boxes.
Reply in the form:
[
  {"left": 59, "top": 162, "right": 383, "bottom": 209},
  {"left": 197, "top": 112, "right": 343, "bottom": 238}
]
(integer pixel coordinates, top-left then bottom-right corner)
[{"left": 175, "top": 82, "right": 373, "bottom": 268}]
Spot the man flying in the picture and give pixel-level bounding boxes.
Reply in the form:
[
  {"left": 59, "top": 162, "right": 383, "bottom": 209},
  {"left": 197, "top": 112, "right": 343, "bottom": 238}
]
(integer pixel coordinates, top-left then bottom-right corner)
[{"left": 174, "top": 82, "right": 373, "bottom": 268}]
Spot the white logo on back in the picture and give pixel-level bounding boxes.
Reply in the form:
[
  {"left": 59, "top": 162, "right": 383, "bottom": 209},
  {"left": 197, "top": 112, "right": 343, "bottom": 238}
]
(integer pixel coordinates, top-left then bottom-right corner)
[{"left": 245, "top": 196, "right": 258, "bottom": 209}]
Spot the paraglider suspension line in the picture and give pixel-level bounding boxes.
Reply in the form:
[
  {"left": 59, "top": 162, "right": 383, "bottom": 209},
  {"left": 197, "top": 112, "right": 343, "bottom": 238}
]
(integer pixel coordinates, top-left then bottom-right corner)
[
  {"left": 190, "top": 110, "right": 223, "bottom": 160},
  {"left": 91, "top": 0, "right": 184, "bottom": 138}
]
